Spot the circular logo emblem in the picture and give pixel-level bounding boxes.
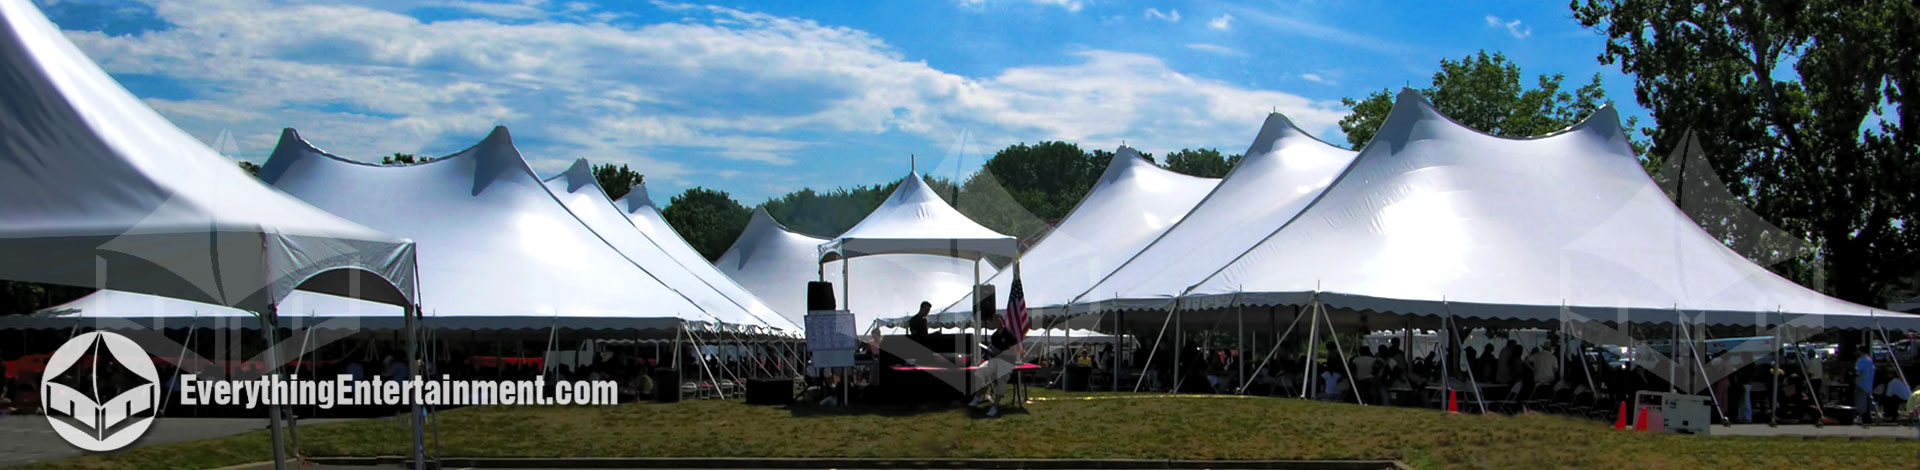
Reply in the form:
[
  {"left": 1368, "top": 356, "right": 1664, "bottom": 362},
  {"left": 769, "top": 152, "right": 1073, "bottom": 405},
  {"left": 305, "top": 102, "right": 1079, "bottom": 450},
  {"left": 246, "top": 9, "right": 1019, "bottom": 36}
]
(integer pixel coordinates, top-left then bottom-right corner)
[{"left": 41, "top": 332, "right": 160, "bottom": 452}]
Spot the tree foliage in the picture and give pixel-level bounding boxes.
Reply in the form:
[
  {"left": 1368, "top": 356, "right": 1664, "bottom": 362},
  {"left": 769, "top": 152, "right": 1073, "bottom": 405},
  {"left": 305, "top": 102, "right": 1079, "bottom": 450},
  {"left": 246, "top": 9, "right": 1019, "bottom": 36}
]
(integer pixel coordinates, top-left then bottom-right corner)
[
  {"left": 591, "top": 163, "right": 645, "bottom": 202},
  {"left": 1339, "top": 50, "right": 1641, "bottom": 153},
  {"left": 380, "top": 152, "right": 435, "bottom": 166},
  {"left": 1160, "top": 148, "right": 1243, "bottom": 178},
  {"left": 661, "top": 187, "right": 752, "bottom": 261},
  {"left": 0, "top": 281, "right": 92, "bottom": 316},
  {"left": 1573, "top": 0, "right": 1920, "bottom": 305},
  {"left": 238, "top": 160, "right": 261, "bottom": 177}
]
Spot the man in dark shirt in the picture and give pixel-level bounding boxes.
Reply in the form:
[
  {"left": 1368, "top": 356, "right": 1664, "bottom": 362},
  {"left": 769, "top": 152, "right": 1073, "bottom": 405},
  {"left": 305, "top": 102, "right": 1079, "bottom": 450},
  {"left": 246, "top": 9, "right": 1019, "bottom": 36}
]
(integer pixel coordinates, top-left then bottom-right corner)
[{"left": 908, "top": 301, "right": 931, "bottom": 341}]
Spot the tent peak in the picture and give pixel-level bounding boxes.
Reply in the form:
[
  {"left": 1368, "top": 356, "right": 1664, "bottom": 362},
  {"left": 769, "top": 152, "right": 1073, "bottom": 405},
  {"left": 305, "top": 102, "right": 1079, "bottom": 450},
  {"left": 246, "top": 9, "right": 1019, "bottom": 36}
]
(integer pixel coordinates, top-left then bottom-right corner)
[
  {"left": 615, "top": 182, "right": 658, "bottom": 213},
  {"left": 548, "top": 158, "right": 600, "bottom": 194}
]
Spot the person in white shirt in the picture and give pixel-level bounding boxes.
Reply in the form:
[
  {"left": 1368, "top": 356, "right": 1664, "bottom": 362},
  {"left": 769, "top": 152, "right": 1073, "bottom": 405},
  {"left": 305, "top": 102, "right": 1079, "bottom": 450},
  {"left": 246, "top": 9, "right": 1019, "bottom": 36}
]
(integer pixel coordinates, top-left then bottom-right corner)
[
  {"left": 1350, "top": 347, "right": 1380, "bottom": 404},
  {"left": 1527, "top": 347, "right": 1558, "bottom": 387}
]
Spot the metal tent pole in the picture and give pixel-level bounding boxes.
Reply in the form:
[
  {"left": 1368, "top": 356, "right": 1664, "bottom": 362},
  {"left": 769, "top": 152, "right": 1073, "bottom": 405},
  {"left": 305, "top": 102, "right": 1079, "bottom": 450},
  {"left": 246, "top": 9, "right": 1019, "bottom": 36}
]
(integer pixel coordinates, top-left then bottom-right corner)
[
  {"left": 1771, "top": 307, "right": 1781, "bottom": 426},
  {"left": 1132, "top": 303, "right": 1178, "bottom": 393},
  {"left": 1237, "top": 305, "right": 1246, "bottom": 393},
  {"left": 1302, "top": 296, "right": 1319, "bottom": 399},
  {"left": 1239, "top": 307, "right": 1303, "bottom": 395},
  {"left": 1320, "top": 301, "right": 1364, "bottom": 405},
  {"left": 262, "top": 305, "right": 287, "bottom": 470}
]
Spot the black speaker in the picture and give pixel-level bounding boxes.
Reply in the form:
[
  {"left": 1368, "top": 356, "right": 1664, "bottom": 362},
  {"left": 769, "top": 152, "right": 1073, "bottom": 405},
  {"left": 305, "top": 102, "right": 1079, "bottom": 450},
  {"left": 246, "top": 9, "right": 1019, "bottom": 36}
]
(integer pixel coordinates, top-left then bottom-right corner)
[
  {"left": 745, "top": 378, "right": 794, "bottom": 405},
  {"left": 974, "top": 285, "right": 996, "bottom": 321},
  {"left": 652, "top": 368, "right": 681, "bottom": 403},
  {"left": 807, "top": 281, "right": 836, "bottom": 311}
]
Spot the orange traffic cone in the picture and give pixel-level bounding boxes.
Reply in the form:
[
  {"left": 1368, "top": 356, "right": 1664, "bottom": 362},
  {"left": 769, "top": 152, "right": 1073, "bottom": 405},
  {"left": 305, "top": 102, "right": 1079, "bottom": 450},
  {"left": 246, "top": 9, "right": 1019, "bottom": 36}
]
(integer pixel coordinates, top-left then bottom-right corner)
[
  {"left": 1633, "top": 406, "right": 1650, "bottom": 431},
  {"left": 1614, "top": 402, "right": 1628, "bottom": 430},
  {"left": 1446, "top": 389, "right": 1459, "bottom": 413}
]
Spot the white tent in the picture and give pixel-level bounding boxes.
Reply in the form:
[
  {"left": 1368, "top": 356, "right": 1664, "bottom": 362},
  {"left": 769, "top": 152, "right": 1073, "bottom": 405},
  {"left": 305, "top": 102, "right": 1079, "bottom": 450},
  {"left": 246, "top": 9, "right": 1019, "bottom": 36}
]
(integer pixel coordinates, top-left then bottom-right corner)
[
  {"left": 1179, "top": 90, "right": 1919, "bottom": 330},
  {"left": 1067, "top": 113, "right": 1357, "bottom": 316},
  {"left": 610, "top": 183, "right": 793, "bottom": 331},
  {"left": 543, "top": 160, "right": 789, "bottom": 332},
  {"left": 258, "top": 128, "right": 720, "bottom": 332},
  {"left": 913, "top": 147, "right": 1218, "bottom": 326},
  {"left": 0, "top": 0, "right": 417, "bottom": 316},
  {"left": 716, "top": 207, "right": 993, "bottom": 330},
  {"left": 819, "top": 171, "right": 1019, "bottom": 264},
  {"left": 24, "top": 290, "right": 403, "bottom": 330}
]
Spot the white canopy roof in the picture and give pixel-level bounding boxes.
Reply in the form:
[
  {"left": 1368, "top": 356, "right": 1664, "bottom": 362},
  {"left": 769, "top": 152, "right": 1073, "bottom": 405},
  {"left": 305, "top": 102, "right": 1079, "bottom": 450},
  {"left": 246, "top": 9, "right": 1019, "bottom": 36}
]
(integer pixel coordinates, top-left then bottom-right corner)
[
  {"left": 0, "top": 0, "right": 416, "bottom": 315},
  {"left": 1180, "top": 90, "right": 1918, "bottom": 329},
  {"left": 12, "top": 290, "right": 403, "bottom": 330},
  {"left": 819, "top": 172, "right": 1018, "bottom": 264},
  {"left": 919, "top": 147, "right": 1218, "bottom": 325},
  {"left": 1068, "top": 113, "right": 1357, "bottom": 315},
  {"left": 717, "top": 207, "right": 993, "bottom": 330},
  {"left": 610, "top": 184, "right": 792, "bottom": 330},
  {"left": 258, "top": 128, "right": 716, "bottom": 332}
]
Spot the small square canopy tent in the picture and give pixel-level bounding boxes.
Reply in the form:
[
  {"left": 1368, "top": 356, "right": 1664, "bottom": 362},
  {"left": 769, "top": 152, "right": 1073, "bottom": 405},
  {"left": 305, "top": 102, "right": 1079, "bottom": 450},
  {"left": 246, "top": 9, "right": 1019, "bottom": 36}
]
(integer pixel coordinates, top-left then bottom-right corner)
[
  {"left": 718, "top": 207, "right": 992, "bottom": 331},
  {"left": 817, "top": 172, "right": 1018, "bottom": 329}
]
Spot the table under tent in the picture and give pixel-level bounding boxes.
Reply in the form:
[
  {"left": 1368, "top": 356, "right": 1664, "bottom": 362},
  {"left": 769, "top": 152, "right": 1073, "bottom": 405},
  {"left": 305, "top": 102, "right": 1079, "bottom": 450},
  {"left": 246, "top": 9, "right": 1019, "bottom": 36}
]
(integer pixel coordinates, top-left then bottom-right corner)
[
  {"left": 0, "top": 0, "right": 422, "bottom": 467},
  {"left": 1020, "top": 90, "right": 1920, "bottom": 427}
]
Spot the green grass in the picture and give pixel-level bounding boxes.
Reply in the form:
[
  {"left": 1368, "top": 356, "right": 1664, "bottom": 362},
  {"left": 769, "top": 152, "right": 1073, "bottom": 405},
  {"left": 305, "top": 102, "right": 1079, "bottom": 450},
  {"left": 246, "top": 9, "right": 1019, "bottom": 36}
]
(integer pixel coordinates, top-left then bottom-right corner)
[{"left": 15, "top": 391, "right": 1912, "bottom": 470}]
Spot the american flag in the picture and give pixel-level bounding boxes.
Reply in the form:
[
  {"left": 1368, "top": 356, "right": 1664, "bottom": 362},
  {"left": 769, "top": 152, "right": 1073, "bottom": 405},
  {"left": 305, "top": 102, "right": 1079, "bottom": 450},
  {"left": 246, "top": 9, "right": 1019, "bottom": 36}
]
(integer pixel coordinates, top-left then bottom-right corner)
[{"left": 1003, "top": 276, "right": 1028, "bottom": 343}]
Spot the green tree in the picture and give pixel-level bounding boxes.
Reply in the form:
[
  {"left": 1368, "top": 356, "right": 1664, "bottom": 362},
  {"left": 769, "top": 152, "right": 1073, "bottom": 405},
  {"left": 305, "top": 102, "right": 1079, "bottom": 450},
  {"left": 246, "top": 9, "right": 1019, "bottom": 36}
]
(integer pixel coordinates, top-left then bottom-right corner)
[
  {"left": 237, "top": 160, "right": 261, "bottom": 177},
  {"left": 1160, "top": 148, "right": 1242, "bottom": 178},
  {"left": 662, "top": 187, "right": 752, "bottom": 261},
  {"left": 591, "top": 163, "right": 645, "bottom": 201},
  {"left": 1339, "top": 51, "right": 1641, "bottom": 153},
  {"left": 380, "top": 152, "right": 435, "bottom": 166},
  {"left": 762, "top": 183, "right": 899, "bottom": 238},
  {"left": 1573, "top": 0, "right": 1920, "bottom": 305},
  {"left": 979, "top": 141, "right": 1104, "bottom": 224},
  {"left": 0, "top": 281, "right": 93, "bottom": 316}
]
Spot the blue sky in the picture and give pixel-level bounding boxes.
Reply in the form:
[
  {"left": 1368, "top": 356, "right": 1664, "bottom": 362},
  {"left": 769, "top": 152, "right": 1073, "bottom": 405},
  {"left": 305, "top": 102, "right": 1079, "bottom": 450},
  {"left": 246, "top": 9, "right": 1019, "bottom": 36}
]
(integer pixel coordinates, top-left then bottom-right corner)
[{"left": 40, "top": 0, "right": 1650, "bottom": 205}]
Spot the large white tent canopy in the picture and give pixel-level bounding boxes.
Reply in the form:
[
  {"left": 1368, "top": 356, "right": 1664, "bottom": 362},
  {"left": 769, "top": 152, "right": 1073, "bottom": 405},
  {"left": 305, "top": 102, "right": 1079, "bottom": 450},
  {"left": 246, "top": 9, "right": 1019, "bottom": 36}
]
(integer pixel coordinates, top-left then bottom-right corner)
[
  {"left": 610, "top": 184, "right": 792, "bottom": 330},
  {"left": 912, "top": 147, "right": 1217, "bottom": 327},
  {"left": 1175, "top": 90, "right": 1918, "bottom": 330},
  {"left": 0, "top": 0, "right": 417, "bottom": 315},
  {"left": 543, "top": 160, "right": 787, "bottom": 332},
  {"left": 717, "top": 207, "right": 993, "bottom": 330},
  {"left": 819, "top": 172, "right": 1019, "bottom": 264},
  {"left": 258, "top": 128, "right": 725, "bottom": 332},
  {"left": 1066, "top": 113, "right": 1357, "bottom": 316}
]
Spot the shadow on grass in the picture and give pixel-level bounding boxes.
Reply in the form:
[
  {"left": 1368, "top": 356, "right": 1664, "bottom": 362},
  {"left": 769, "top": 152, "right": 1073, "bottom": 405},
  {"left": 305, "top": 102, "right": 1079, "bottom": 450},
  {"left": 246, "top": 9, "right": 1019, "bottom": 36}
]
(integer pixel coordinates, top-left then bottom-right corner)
[{"left": 781, "top": 399, "right": 1034, "bottom": 419}]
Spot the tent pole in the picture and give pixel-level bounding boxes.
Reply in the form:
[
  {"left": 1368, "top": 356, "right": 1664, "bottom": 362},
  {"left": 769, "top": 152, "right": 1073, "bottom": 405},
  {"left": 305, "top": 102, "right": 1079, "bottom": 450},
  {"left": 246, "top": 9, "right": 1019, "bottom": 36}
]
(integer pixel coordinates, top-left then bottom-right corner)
[
  {"left": 1239, "top": 306, "right": 1303, "bottom": 395},
  {"left": 1172, "top": 299, "right": 1182, "bottom": 395},
  {"left": 1322, "top": 301, "right": 1363, "bottom": 405},
  {"left": 262, "top": 305, "right": 287, "bottom": 470},
  {"left": 1788, "top": 313, "right": 1826, "bottom": 423},
  {"left": 1771, "top": 308, "right": 1781, "bottom": 425},
  {"left": 1302, "top": 296, "right": 1319, "bottom": 399},
  {"left": 1237, "top": 305, "right": 1246, "bottom": 393},
  {"left": 1132, "top": 303, "right": 1177, "bottom": 393},
  {"left": 1676, "top": 310, "right": 1727, "bottom": 425},
  {"left": 1440, "top": 302, "right": 1451, "bottom": 410},
  {"left": 1872, "top": 310, "right": 1910, "bottom": 388}
]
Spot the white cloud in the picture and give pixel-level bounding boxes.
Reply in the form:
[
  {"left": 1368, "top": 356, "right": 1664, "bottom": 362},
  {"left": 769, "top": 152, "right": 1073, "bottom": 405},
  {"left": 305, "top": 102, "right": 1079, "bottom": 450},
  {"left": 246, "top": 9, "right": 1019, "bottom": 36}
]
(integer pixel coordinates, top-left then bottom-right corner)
[
  {"left": 1485, "top": 14, "right": 1531, "bottom": 39},
  {"left": 1183, "top": 43, "right": 1242, "bottom": 57},
  {"left": 61, "top": 1, "right": 1342, "bottom": 196},
  {"left": 1299, "top": 73, "right": 1330, "bottom": 84},
  {"left": 957, "top": 0, "right": 1084, "bottom": 12},
  {"left": 1225, "top": 6, "right": 1403, "bottom": 54},
  {"left": 1207, "top": 13, "right": 1233, "bottom": 30},
  {"left": 1144, "top": 8, "right": 1179, "bottom": 22}
]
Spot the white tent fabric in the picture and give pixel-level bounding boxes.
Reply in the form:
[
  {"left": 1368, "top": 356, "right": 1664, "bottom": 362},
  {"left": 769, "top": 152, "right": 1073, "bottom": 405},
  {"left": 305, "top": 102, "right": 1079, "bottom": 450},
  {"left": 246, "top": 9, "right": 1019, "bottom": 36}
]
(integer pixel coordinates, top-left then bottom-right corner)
[
  {"left": 1180, "top": 90, "right": 1918, "bottom": 329},
  {"left": 543, "top": 160, "right": 786, "bottom": 332},
  {"left": 15, "top": 290, "right": 403, "bottom": 330},
  {"left": 1067, "top": 113, "right": 1357, "bottom": 315},
  {"left": 0, "top": 0, "right": 416, "bottom": 314},
  {"left": 610, "top": 183, "right": 793, "bottom": 330},
  {"left": 819, "top": 172, "right": 1018, "bottom": 264},
  {"left": 717, "top": 207, "right": 993, "bottom": 330},
  {"left": 919, "top": 147, "right": 1218, "bottom": 325},
  {"left": 258, "top": 128, "right": 713, "bottom": 332}
]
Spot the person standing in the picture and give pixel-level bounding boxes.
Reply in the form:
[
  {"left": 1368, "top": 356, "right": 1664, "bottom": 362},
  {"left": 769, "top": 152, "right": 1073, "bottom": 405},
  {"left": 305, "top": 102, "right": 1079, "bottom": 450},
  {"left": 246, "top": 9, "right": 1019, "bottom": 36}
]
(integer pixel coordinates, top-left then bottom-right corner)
[
  {"left": 1856, "top": 344, "right": 1876, "bottom": 424},
  {"left": 908, "top": 301, "right": 932, "bottom": 343}
]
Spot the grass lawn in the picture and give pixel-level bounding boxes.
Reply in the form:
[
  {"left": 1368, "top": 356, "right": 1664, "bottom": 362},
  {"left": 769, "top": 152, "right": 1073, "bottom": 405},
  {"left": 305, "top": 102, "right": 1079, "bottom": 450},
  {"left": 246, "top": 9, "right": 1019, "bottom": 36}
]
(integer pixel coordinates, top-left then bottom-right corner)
[{"left": 14, "top": 391, "right": 1912, "bottom": 470}]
